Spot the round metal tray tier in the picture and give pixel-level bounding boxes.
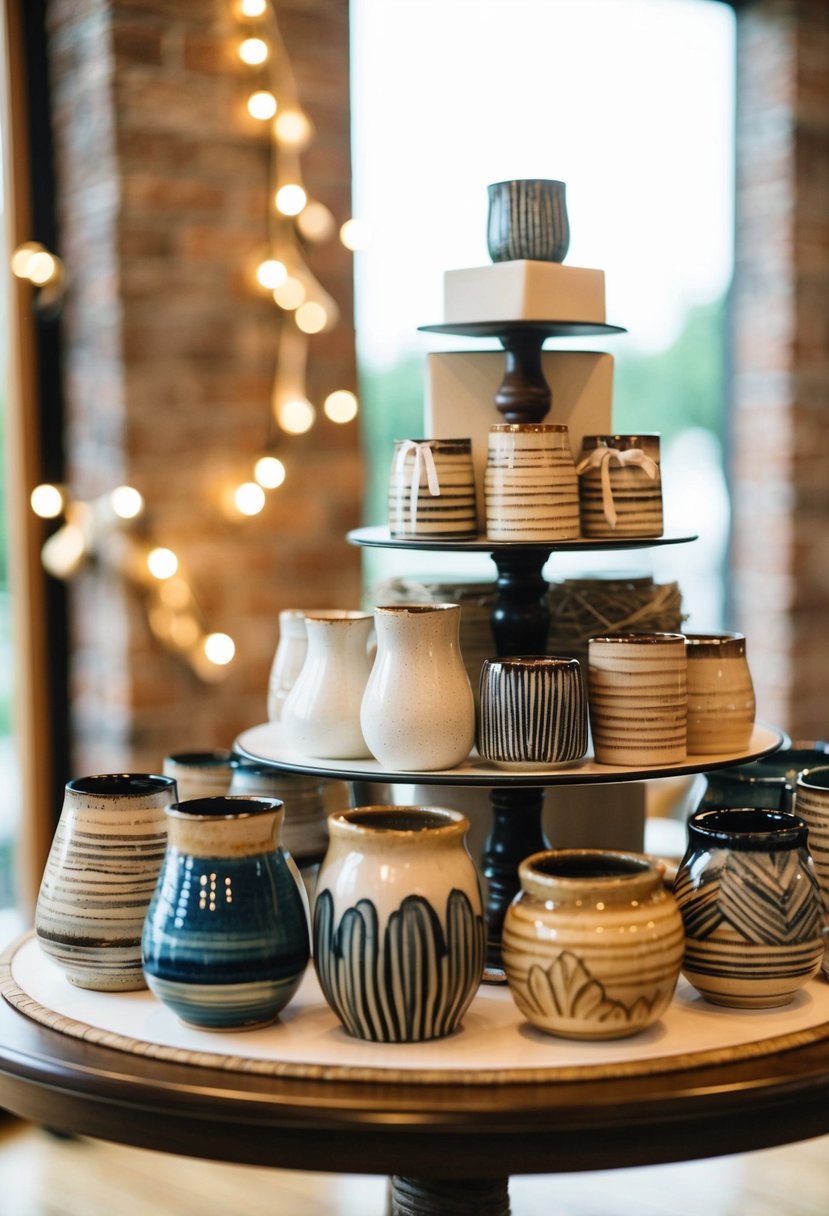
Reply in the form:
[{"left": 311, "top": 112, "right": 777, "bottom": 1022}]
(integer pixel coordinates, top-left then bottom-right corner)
[{"left": 347, "top": 525, "right": 697, "bottom": 554}]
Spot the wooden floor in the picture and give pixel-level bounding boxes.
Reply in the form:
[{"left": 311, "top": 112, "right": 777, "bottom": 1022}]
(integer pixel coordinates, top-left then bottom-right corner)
[{"left": 1, "top": 1119, "right": 829, "bottom": 1215}]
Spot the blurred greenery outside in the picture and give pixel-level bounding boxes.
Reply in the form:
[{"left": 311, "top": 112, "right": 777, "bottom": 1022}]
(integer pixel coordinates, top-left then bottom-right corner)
[{"left": 358, "top": 295, "right": 727, "bottom": 528}]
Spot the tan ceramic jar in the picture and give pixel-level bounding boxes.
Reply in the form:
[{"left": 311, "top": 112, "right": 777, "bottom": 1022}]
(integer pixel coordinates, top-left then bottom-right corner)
[{"left": 685, "top": 632, "right": 756, "bottom": 754}]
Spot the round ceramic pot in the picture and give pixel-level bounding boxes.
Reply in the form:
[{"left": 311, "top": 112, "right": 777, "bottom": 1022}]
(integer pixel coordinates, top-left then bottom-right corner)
[
  {"left": 587, "top": 632, "right": 687, "bottom": 766},
  {"left": 502, "top": 849, "right": 684, "bottom": 1040},
  {"left": 673, "top": 807, "right": 825, "bottom": 1008},
  {"left": 313, "top": 806, "right": 486, "bottom": 1042},
  {"left": 360, "top": 604, "right": 476, "bottom": 771},
  {"left": 388, "top": 437, "right": 477, "bottom": 539},
  {"left": 162, "top": 750, "right": 235, "bottom": 801},
  {"left": 35, "top": 774, "right": 176, "bottom": 991},
  {"left": 477, "top": 655, "right": 587, "bottom": 767},
  {"left": 576, "top": 433, "right": 663, "bottom": 538},
  {"left": 484, "top": 424, "right": 579, "bottom": 542},
  {"left": 685, "top": 632, "right": 756, "bottom": 755},
  {"left": 142, "top": 796, "right": 310, "bottom": 1029},
  {"left": 280, "top": 610, "right": 374, "bottom": 759},
  {"left": 486, "top": 178, "right": 569, "bottom": 263}
]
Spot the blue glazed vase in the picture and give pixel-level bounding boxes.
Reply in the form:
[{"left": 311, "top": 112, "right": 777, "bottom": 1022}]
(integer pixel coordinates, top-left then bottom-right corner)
[{"left": 142, "top": 796, "right": 310, "bottom": 1030}]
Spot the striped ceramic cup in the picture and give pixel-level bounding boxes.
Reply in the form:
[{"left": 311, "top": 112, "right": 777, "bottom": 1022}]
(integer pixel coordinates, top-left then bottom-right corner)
[
  {"left": 477, "top": 655, "right": 587, "bottom": 768},
  {"left": 588, "top": 632, "right": 687, "bottom": 766},
  {"left": 484, "top": 423, "right": 580, "bottom": 542}
]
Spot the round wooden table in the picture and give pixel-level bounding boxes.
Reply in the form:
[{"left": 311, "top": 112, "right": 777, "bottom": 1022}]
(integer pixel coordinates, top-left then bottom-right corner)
[{"left": 2, "top": 940, "right": 829, "bottom": 1214}]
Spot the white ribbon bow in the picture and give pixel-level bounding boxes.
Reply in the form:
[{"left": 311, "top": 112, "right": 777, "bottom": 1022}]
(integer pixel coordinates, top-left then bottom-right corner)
[
  {"left": 395, "top": 440, "right": 441, "bottom": 528},
  {"left": 575, "top": 445, "right": 658, "bottom": 528}
]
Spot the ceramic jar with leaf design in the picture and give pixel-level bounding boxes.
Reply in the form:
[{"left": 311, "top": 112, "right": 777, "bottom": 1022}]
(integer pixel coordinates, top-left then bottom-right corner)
[
  {"left": 673, "top": 808, "right": 825, "bottom": 1008},
  {"left": 502, "top": 849, "right": 684, "bottom": 1040},
  {"left": 313, "top": 806, "right": 486, "bottom": 1042}
]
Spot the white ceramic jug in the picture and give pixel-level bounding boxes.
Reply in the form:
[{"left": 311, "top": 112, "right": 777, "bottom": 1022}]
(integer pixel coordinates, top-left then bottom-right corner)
[{"left": 360, "top": 603, "right": 475, "bottom": 771}]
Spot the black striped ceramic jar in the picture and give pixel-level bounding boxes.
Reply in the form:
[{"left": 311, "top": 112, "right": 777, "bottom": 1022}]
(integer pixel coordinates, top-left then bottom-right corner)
[
  {"left": 313, "top": 806, "right": 486, "bottom": 1042},
  {"left": 484, "top": 424, "right": 580, "bottom": 542},
  {"left": 577, "top": 434, "right": 663, "bottom": 538},
  {"left": 674, "top": 808, "right": 825, "bottom": 1008},
  {"left": 35, "top": 774, "right": 176, "bottom": 991},
  {"left": 388, "top": 437, "right": 477, "bottom": 538},
  {"left": 477, "top": 656, "right": 587, "bottom": 768},
  {"left": 486, "top": 178, "right": 570, "bottom": 263}
]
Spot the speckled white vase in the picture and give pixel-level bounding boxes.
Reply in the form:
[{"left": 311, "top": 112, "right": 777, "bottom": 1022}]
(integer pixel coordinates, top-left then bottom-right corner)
[{"left": 360, "top": 604, "right": 476, "bottom": 771}]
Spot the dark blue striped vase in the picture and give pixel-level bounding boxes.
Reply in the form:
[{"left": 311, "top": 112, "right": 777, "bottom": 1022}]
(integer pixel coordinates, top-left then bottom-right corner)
[
  {"left": 673, "top": 807, "right": 825, "bottom": 1008},
  {"left": 142, "top": 796, "right": 310, "bottom": 1030},
  {"left": 486, "top": 178, "right": 570, "bottom": 263},
  {"left": 313, "top": 807, "right": 486, "bottom": 1042}
]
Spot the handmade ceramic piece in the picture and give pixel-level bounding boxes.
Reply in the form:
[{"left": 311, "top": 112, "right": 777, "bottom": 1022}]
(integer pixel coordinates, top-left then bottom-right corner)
[
  {"left": 142, "top": 796, "right": 310, "bottom": 1030},
  {"left": 673, "top": 807, "right": 824, "bottom": 1008},
  {"left": 502, "top": 849, "right": 684, "bottom": 1039},
  {"left": 576, "top": 434, "right": 663, "bottom": 538},
  {"left": 685, "top": 632, "right": 756, "bottom": 754},
  {"left": 477, "top": 656, "right": 587, "bottom": 768},
  {"left": 697, "top": 745, "right": 829, "bottom": 815},
  {"left": 227, "top": 762, "right": 328, "bottom": 863},
  {"left": 486, "top": 178, "right": 570, "bottom": 263},
  {"left": 484, "top": 424, "right": 579, "bottom": 542},
  {"left": 162, "top": 750, "right": 235, "bottom": 801},
  {"left": 360, "top": 604, "right": 476, "bottom": 771},
  {"left": 35, "top": 773, "right": 176, "bottom": 991},
  {"left": 280, "top": 610, "right": 374, "bottom": 759},
  {"left": 388, "top": 438, "right": 477, "bottom": 539},
  {"left": 267, "top": 608, "right": 323, "bottom": 722},
  {"left": 587, "top": 632, "right": 687, "bottom": 766},
  {"left": 313, "top": 806, "right": 486, "bottom": 1042},
  {"left": 794, "top": 767, "right": 829, "bottom": 962}
]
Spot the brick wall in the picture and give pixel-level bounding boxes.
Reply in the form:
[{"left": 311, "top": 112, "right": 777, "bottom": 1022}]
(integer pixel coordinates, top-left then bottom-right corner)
[
  {"left": 45, "top": 0, "right": 362, "bottom": 775},
  {"left": 732, "top": 0, "right": 829, "bottom": 740}
]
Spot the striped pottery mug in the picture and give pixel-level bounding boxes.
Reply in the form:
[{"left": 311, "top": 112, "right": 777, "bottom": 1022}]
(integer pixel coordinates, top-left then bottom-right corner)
[
  {"left": 486, "top": 178, "right": 570, "bottom": 263},
  {"left": 685, "top": 632, "right": 756, "bottom": 754},
  {"left": 35, "top": 773, "right": 176, "bottom": 991},
  {"left": 587, "top": 632, "right": 687, "bottom": 766},
  {"left": 673, "top": 808, "right": 825, "bottom": 1008},
  {"left": 388, "top": 437, "right": 477, "bottom": 539},
  {"left": 313, "top": 806, "right": 486, "bottom": 1042},
  {"left": 477, "top": 656, "right": 587, "bottom": 768},
  {"left": 576, "top": 434, "right": 663, "bottom": 538},
  {"left": 484, "top": 423, "right": 579, "bottom": 542},
  {"left": 794, "top": 767, "right": 829, "bottom": 974}
]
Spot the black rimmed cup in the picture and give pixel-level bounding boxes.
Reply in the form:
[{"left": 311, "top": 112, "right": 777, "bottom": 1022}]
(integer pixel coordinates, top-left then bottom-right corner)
[
  {"left": 477, "top": 655, "right": 587, "bottom": 768},
  {"left": 673, "top": 807, "right": 825, "bottom": 1008},
  {"left": 486, "top": 179, "right": 570, "bottom": 263}
]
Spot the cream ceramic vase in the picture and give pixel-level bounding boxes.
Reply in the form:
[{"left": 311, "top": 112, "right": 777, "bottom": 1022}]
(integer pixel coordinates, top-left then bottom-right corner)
[
  {"left": 360, "top": 604, "right": 476, "bottom": 771},
  {"left": 502, "top": 849, "right": 684, "bottom": 1039},
  {"left": 267, "top": 608, "right": 314, "bottom": 722},
  {"left": 313, "top": 806, "right": 486, "bottom": 1042},
  {"left": 685, "top": 632, "right": 756, "bottom": 754},
  {"left": 280, "top": 610, "right": 374, "bottom": 759},
  {"left": 35, "top": 773, "right": 176, "bottom": 991}
]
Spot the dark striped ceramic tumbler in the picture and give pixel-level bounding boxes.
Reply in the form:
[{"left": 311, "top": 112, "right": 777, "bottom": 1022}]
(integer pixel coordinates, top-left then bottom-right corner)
[
  {"left": 477, "top": 656, "right": 587, "bottom": 768},
  {"left": 486, "top": 179, "right": 570, "bottom": 263}
]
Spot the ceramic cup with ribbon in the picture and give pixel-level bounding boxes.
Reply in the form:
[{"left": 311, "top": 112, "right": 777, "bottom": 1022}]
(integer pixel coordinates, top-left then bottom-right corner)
[
  {"left": 673, "top": 807, "right": 825, "bottom": 1008},
  {"left": 484, "top": 423, "right": 579, "bottom": 542},
  {"left": 313, "top": 805, "right": 486, "bottom": 1042},
  {"left": 388, "top": 437, "right": 477, "bottom": 539},
  {"left": 576, "top": 434, "right": 663, "bottom": 538},
  {"left": 35, "top": 773, "right": 176, "bottom": 991},
  {"left": 142, "top": 795, "right": 310, "bottom": 1029},
  {"left": 486, "top": 178, "right": 570, "bottom": 263},
  {"left": 685, "top": 632, "right": 756, "bottom": 754},
  {"left": 477, "top": 655, "right": 587, "bottom": 768}
]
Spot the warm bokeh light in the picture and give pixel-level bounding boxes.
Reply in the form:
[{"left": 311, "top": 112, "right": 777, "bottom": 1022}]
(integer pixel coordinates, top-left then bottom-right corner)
[
  {"left": 295, "top": 301, "right": 327, "bottom": 334},
  {"left": 247, "top": 90, "right": 277, "bottom": 120},
  {"left": 239, "top": 36, "right": 269, "bottom": 65},
  {"left": 274, "top": 183, "right": 307, "bottom": 216},
  {"left": 254, "top": 455, "right": 287, "bottom": 489},
  {"left": 256, "top": 258, "right": 287, "bottom": 290},
  {"left": 273, "top": 276, "right": 306, "bottom": 310},
  {"left": 234, "top": 481, "right": 266, "bottom": 516},
  {"left": 204, "top": 632, "right": 236, "bottom": 666},
  {"left": 277, "top": 397, "right": 316, "bottom": 435},
  {"left": 30, "top": 483, "right": 65, "bottom": 519},
  {"left": 41, "top": 524, "right": 87, "bottom": 579},
  {"left": 339, "top": 218, "right": 371, "bottom": 251},
  {"left": 158, "top": 577, "right": 193, "bottom": 609},
  {"left": 297, "top": 201, "right": 336, "bottom": 242},
  {"left": 110, "top": 485, "right": 144, "bottom": 520},
  {"left": 238, "top": 0, "right": 267, "bottom": 18},
  {"left": 26, "top": 251, "right": 59, "bottom": 285},
  {"left": 11, "top": 242, "right": 44, "bottom": 278},
  {"left": 147, "top": 547, "right": 179, "bottom": 580},
  {"left": 170, "top": 613, "right": 201, "bottom": 649},
  {"left": 324, "top": 390, "right": 359, "bottom": 424},
  {"left": 273, "top": 108, "right": 313, "bottom": 148}
]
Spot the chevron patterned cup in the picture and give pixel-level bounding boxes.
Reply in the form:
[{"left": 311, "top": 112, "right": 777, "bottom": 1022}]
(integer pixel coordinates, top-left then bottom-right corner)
[
  {"left": 673, "top": 807, "right": 825, "bottom": 1009},
  {"left": 477, "top": 656, "right": 588, "bottom": 768},
  {"left": 487, "top": 178, "right": 570, "bottom": 263}
]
